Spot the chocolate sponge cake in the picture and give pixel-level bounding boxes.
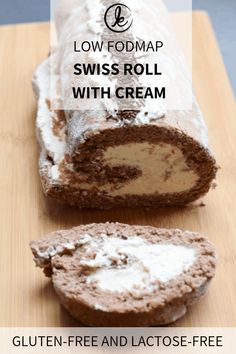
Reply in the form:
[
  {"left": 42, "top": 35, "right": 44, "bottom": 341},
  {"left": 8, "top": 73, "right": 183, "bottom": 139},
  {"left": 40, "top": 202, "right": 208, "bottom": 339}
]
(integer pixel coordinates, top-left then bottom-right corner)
[
  {"left": 30, "top": 223, "right": 217, "bottom": 327},
  {"left": 33, "top": 0, "right": 218, "bottom": 209}
]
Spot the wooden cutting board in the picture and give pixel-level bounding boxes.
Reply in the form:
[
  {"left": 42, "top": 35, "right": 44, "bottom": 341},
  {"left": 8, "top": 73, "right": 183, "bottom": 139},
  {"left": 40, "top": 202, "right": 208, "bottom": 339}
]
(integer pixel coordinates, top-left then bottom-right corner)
[{"left": 0, "top": 11, "right": 235, "bottom": 327}]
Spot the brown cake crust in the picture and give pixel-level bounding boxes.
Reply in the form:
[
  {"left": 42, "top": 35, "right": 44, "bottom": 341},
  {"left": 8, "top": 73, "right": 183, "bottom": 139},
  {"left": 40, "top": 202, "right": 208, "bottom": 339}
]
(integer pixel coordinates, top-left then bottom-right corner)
[
  {"left": 36, "top": 107, "right": 217, "bottom": 209},
  {"left": 30, "top": 222, "right": 217, "bottom": 327}
]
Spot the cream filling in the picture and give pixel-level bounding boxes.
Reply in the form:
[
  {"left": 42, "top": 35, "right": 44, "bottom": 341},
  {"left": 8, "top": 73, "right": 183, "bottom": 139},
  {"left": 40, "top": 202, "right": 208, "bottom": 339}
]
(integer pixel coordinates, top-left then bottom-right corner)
[
  {"left": 80, "top": 142, "right": 198, "bottom": 195},
  {"left": 81, "top": 236, "right": 196, "bottom": 293}
]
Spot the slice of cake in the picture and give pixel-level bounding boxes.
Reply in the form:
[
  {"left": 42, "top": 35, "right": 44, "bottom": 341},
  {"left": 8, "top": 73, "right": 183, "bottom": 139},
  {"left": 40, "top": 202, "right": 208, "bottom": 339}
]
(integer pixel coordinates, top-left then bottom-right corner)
[{"left": 30, "top": 222, "right": 217, "bottom": 327}]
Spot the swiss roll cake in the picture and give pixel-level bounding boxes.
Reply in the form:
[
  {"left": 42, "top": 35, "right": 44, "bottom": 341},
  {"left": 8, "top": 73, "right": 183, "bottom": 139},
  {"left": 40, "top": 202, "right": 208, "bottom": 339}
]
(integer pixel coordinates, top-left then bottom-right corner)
[{"left": 33, "top": 0, "right": 218, "bottom": 209}]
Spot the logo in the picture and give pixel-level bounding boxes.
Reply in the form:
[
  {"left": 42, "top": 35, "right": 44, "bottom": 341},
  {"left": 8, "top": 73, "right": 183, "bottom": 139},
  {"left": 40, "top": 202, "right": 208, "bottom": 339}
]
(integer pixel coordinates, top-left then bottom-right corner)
[{"left": 104, "top": 3, "right": 133, "bottom": 33}]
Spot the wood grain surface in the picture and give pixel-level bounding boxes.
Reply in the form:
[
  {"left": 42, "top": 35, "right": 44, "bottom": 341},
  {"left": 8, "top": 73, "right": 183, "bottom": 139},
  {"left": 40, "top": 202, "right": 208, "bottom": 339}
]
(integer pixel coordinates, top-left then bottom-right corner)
[{"left": 0, "top": 12, "right": 235, "bottom": 327}]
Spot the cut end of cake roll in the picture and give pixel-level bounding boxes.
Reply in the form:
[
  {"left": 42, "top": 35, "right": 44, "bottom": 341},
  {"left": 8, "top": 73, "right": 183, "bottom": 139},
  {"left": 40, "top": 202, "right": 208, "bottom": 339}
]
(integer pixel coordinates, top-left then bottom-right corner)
[
  {"left": 30, "top": 222, "right": 217, "bottom": 327},
  {"left": 66, "top": 123, "right": 217, "bottom": 205},
  {"left": 33, "top": 56, "right": 218, "bottom": 209}
]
